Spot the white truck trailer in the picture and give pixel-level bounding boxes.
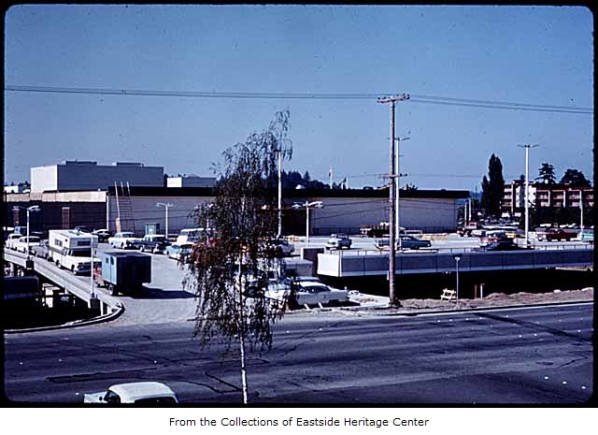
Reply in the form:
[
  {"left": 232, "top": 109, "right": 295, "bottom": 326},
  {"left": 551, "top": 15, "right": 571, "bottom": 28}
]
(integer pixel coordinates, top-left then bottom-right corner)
[{"left": 48, "top": 230, "right": 100, "bottom": 275}]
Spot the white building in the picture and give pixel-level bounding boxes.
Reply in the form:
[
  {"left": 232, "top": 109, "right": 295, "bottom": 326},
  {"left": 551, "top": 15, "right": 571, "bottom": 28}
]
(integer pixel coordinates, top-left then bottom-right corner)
[{"left": 166, "top": 175, "right": 216, "bottom": 188}]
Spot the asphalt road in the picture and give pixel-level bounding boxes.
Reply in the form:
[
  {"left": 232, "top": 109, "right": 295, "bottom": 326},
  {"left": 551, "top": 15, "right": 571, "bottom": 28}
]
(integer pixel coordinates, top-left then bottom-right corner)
[{"left": 4, "top": 303, "right": 593, "bottom": 405}]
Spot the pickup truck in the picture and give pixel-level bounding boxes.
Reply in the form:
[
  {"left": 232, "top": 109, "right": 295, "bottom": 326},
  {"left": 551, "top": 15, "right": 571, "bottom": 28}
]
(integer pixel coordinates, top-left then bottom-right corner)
[{"left": 108, "top": 232, "right": 142, "bottom": 249}]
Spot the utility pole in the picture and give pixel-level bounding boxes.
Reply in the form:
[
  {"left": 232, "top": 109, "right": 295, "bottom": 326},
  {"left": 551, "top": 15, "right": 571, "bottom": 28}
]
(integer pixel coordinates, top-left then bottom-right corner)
[
  {"left": 518, "top": 144, "right": 539, "bottom": 247},
  {"left": 378, "top": 93, "right": 410, "bottom": 307}
]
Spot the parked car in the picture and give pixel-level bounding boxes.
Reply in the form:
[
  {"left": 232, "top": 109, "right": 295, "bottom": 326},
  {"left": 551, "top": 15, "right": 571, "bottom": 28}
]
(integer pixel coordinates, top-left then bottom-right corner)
[
  {"left": 375, "top": 235, "right": 431, "bottom": 250},
  {"left": 539, "top": 228, "right": 576, "bottom": 242},
  {"left": 325, "top": 233, "right": 352, "bottom": 249},
  {"left": 108, "top": 232, "right": 142, "bottom": 249},
  {"left": 481, "top": 239, "right": 524, "bottom": 251},
  {"left": 138, "top": 234, "right": 170, "bottom": 253},
  {"left": 74, "top": 226, "right": 94, "bottom": 234},
  {"left": 12, "top": 235, "right": 42, "bottom": 253},
  {"left": 31, "top": 239, "right": 50, "bottom": 260},
  {"left": 289, "top": 277, "right": 349, "bottom": 307},
  {"left": 263, "top": 239, "right": 294, "bottom": 257},
  {"left": 83, "top": 381, "right": 178, "bottom": 404},
  {"left": 5, "top": 233, "right": 22, "bottom": 250},
  {"left": 92, "top": 228, "right": 112, "bottom": 243},
  {"left": 165, "top": 243, "right": 193, "bottom": 261}
]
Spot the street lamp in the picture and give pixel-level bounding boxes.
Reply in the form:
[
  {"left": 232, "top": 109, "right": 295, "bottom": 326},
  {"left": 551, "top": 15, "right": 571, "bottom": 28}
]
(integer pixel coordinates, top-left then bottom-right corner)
[
  {"left": 517, "top": 144, "right": 539, "bottom": 247},
  {"left": 292, "top": 200, "right": 323, "bottom": 246},
  {"left": 395, "top": 136, "right": 410, "bottom": 249},
  {"left": 156, "top": 202, "right": 173, "bottom": 240},
  {"left": 89, "top": 233, "right": 98, "bottom": 300},
  {"left": 453, "top": 255, "right": 461, "bottom": 305},
  {"left": 13, "top": 205, "right": 40, "bottom": 259}
]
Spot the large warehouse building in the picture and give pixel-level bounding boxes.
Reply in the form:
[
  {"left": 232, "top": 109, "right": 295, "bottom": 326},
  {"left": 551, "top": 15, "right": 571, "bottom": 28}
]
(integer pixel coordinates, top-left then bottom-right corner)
[
  {"left": 4, "top": 160, "right": 469, "bottom": 236},
  {"left": 5, "top": 186, "right": 468, "bottom": 236}
]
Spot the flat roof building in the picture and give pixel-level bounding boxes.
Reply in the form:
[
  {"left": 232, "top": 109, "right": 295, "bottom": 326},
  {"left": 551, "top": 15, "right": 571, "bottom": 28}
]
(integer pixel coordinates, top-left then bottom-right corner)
[
  {"left": 30, "top": 161, "right": 164, "bottom": 193},
  {"left": 166, "top": 175, "right": 216, "bottom": 188}
]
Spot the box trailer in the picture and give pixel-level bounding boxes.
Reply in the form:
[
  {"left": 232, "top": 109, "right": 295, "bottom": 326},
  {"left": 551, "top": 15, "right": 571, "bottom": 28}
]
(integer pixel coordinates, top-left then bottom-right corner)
[{"left": 95, "top": 251, "right": 151, "bottom": 295}]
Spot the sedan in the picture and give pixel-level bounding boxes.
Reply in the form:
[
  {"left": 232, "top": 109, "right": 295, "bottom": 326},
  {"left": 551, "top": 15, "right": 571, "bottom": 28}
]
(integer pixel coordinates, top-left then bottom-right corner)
[
  {"left": 325, "top": 233, "right": 352, "bottom": 249},
  {"left": 84, "top": 381, "right": 178, "bottom": 404},
  {"left": 375, "top": 236, "right": 431, "bottom": 250},
  {"left": 165, "top": 243, "right": 193, "bottom": 261}
]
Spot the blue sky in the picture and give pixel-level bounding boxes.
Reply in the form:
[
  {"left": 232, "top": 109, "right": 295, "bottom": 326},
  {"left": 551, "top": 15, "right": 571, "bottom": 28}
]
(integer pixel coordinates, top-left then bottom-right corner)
[{"left": 4, "top": 4, "right": 594, "bottom": 191}]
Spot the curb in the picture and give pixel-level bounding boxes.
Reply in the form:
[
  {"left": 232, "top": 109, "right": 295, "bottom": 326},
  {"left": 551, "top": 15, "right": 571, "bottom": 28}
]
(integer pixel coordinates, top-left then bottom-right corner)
[
  {"left": 4, "top": 303, "right": 125, "bottom": 334},
  {"left": 338, "top": 298, "right": 593, "bottom": 317}
]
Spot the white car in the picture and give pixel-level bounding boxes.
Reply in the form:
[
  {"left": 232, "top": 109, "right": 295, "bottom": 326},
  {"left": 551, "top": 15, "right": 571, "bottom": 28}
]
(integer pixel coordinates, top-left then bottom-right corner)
[
  {"left": 83, "top": 381, "right": 178, "bottom": 404},
  {"left": 12, "top": 235, "right": 42, "bottom": 253},
  {"left": 291, "top": 278, "right": 349, "bottom": 306},
  {"left": 5, "top": 233, "right": 23, "bottom": 250},
  {"left": 108, "top": 232, "right": 142, "bottom": 249}
]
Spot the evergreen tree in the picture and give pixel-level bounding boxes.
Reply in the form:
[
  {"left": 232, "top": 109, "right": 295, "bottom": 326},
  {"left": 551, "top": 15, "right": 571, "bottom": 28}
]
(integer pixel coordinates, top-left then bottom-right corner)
[
  {"left": 560, "top": 169, "right": 591, "bottom": 187},
  {"left": 481, "top": 154, "right": 505, "bottom": 218},
  {"left": 536, "top": 163, "right": 556, "bottom": 184}
]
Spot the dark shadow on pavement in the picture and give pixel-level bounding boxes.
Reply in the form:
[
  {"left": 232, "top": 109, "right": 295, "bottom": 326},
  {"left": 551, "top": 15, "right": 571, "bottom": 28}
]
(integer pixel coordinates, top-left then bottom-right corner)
[{"left": 131, "top": 287, "right": 197, "bottom": 299}]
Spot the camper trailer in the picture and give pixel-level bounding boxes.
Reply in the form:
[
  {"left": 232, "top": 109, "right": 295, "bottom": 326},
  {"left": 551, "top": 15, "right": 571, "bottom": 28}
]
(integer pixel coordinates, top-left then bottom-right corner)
[{"left": 48, "top": 230, "right": 99, "bottom": 275}]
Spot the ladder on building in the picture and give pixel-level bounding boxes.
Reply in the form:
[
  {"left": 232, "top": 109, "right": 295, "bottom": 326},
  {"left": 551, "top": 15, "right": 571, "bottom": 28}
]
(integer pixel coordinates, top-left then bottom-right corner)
[{"left": 114, "top": 181, "right": 136, "bottom": 234}]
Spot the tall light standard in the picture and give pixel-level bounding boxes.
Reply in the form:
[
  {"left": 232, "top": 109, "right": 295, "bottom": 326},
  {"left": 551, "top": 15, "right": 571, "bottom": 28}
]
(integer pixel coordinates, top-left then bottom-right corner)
[
  {"left": 518, "top": 144, "right": 539, "bottom": 247},
  {"left": 453, "top": 254, "right": 461, "bottom": 305},
  {"left": 292, "top": 200, "right": 323, "bottom": 246},
  {"left": 579, "top": 189, "right": 584, "bottom": 231},
  {"left": 13, "top": 205, "right": 40, "bottom": 259},
  {"left": 89, "top": 233, "right": 98, "bottom": 300},
  {"left": 156, "top": 202, "right": 173, "bottom": 240},
  {"left": 395, "top": 136, "right": 410, "bottom": 249}
]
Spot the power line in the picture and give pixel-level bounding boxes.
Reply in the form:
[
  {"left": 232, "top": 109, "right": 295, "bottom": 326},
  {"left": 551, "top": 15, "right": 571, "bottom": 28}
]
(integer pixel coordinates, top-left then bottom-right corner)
[{"left": 4, "top": 85, "right": 593, "bottom": 114}]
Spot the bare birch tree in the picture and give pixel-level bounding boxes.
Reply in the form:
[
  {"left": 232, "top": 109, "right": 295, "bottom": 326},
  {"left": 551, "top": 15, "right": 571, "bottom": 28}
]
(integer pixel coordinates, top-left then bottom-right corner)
[{"left": 183, "top": 110, "right": 292, "bottom": 404}]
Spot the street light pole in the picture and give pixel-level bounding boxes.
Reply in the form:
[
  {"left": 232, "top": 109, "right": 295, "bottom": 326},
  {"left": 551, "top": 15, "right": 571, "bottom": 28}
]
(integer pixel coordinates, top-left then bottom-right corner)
[
  {"left": 90, "top": 234, "right": 96, "bottom": 299},
  {"left": 579, "top": 189, "right": 584, "bottom": 231},
  {"left": 156, "top": 202, "right": 173, "bottom": 240},
  {"left": 293, "top": 201, "right": 323, "bottom": 247},
  {"left": 518, "top": 144, "right": 539, "bottom": 247},
  {"left": 14, "top": 205, "right": 40, "bottom": 260},
  {"left": 395, "top": 136, "right": 410, "bottom": 249},
  {"left": 453, "top": 255, "right": 461, "bottom": 305}
]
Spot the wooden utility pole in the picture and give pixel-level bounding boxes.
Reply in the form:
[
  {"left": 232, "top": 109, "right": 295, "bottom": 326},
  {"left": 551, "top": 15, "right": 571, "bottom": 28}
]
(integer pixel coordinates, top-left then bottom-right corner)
[{"left": 378, "top": 94, "right": 410, "bottom": 306}]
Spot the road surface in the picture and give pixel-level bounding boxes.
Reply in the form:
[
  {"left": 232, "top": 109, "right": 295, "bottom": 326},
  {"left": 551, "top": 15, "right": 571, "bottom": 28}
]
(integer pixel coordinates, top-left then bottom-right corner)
[{"left": 4, "top": 303, "right": 593, "bottom": 404}]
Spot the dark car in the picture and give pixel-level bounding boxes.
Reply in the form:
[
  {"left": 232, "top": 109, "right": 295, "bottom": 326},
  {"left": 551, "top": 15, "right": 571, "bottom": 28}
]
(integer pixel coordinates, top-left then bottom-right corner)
[
  {"left": 481, "top": 240, "right": 523, "bottom": 251},
  {"left": 262, "top": 239, "right": 295, "bottom": 257},
  {"left": 92, "top": 228, "right": 112, "bottom": 243},
  {"left": 375, "top": 235, "right": 431, "bottom": 250},
  {"left": 138, "top": 234, "right": 170, "bottom": 253},
  {"left": 325, "top": 233, "right": 352, "bottom": 249},
  {"left": 542, "top": 228, "right": 576, "bottom": 242}
]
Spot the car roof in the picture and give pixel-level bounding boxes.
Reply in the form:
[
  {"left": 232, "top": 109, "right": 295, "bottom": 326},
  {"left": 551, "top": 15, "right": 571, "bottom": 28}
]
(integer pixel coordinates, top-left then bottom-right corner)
[{"left": 108, "top": 382, "right": 177, "bottom": 402}]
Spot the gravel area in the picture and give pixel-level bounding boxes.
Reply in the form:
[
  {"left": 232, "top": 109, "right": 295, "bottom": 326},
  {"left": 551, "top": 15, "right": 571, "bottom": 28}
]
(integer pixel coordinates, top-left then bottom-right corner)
[{"left": 346, "top": 287, "right": 594, "bottom": 315}]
